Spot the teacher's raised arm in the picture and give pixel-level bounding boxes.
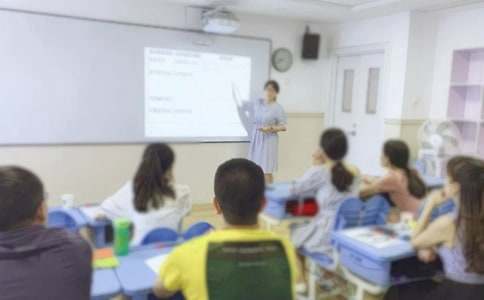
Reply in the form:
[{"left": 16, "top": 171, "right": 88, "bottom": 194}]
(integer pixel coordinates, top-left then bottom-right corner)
[{"left": 248, "top": 80, "right": 287, "bottom": 184}]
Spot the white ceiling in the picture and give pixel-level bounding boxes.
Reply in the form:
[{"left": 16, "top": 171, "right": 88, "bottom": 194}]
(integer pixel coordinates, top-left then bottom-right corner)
[{"left": 164, "top": 0, "right": 484, "bottom": 22}]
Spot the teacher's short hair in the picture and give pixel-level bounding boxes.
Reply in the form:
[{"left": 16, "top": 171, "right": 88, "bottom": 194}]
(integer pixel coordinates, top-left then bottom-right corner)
[
  {"left": 214, "top": 159, "right": 265, "bottom": 226},
  {"left": 264, "top": 80, "right": 280, "bottom": 94},
  {"left": 0, "top": 166, "right": 45, "bottom": 231}
]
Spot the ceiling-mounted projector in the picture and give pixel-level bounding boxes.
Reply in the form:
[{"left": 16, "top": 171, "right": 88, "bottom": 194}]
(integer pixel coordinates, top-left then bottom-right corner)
[{"left": 201, "top": 8, "right": 240, "bottom": 34}]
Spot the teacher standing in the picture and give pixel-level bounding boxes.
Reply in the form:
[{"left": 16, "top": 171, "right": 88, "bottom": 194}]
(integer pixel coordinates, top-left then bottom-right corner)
[{"left": 248, "top": 80, "right": 287, "bottom": 184}]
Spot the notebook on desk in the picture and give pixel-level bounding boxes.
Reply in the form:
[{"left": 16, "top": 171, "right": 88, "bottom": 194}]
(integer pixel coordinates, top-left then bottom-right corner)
[{"left": 93, "top": 248, "right": 119, "bottom": 269}]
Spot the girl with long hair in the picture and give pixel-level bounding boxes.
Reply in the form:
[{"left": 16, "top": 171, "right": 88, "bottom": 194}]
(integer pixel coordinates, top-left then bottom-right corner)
[
  {"left": 101, "top": 143, "right": 191, "bottom": 245},
  {"left": 386, "top": 156, "right": 484, "bottom": 299},
  {"left": 360, "top": 140, "right": 426, "bottom": 215},
  {"left": 291, "top": 128, "right": 359, "bottom": 258}
]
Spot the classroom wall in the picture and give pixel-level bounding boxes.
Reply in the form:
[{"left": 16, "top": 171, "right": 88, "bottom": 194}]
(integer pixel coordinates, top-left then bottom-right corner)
[
  {"left": 0, "top": 0, "right": 328, "bottom": 205},
  {"left": 0, "top": 114, "right": 324, "bottom": 206},
  {"left": 0, "top": 0, "right": 329, "bottom": 113},
  {"left": 430, "top": 2, "right": 484, "bottom": 118},
  {"left": 327, "top": 12, "right": 411, "bottom": 120},
  {"left": 401, "top": 12, "right": 438, "bottom": 120},
  {"left": 6, "top": 0, "right": 480, "bottom": 203},
  {"left": 324, "top": 13, "right": 424, "bottom": 156}
]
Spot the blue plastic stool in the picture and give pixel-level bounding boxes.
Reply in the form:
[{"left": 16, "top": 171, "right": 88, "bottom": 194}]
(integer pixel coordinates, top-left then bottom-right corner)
[
  {"left": 47, "top": 209, "right": 81, "bottom": 232},
  {"left": 182, "top": 222, "right": 214, "bottom": 240},
  {"left": 141, "top": 228, "right": 179, "bottom": 245}
]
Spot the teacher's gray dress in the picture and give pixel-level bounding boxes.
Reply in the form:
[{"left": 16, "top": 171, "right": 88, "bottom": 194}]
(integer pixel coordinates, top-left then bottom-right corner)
[{"left": 248, "top": 99, "right": 287, "bottom": 173}]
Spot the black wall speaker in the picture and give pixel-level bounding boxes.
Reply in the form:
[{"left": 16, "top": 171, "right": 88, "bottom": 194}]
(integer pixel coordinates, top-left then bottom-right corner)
[{"left": 302, "top": 28, "right": 320, "bottom": 60}]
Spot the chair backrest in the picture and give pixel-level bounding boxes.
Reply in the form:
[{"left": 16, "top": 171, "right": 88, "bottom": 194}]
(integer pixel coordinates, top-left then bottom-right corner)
[
  {"left": 333, "top": 197, "right": 364, "bottom": 230},
  {"left": 47, "top": 209, "right": 79, "bottom": 231},
  {"left": 429, "top": 198, "right": 456, "bottom": 221},
  {"left": 141, "top": 228, "right": 179, "bottom": 245},
  {"left": 333, "top": 195, "right": 390, "bottom": 231},
  {"left": 361, "top": 195, "right": 390, "bottom": 226},
  {"left": 183, "top": 222, "right": 214, "bottom": 240}
]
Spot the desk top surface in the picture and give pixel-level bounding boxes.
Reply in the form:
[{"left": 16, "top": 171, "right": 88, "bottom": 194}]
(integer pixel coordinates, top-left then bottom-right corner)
[
  {"left": 115, "top": 244, "right": 174, "bottom": 296},
  {"left": 333, "top": 225, "right": 415, "bottom": 262},
  {"left": 91, "top": 269, "right": 122, "bottom": 298}
]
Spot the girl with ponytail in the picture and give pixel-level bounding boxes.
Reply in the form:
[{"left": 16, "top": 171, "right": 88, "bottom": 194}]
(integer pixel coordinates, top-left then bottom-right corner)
[
  {"left": 290, "top": 128, "right": 359, "bottom": 259},
  {"left": 360, "top": 139, "right": 426, "bottom": 215},
  {"left": 100, "top": 143, "right": 191, "bottom": 245}
]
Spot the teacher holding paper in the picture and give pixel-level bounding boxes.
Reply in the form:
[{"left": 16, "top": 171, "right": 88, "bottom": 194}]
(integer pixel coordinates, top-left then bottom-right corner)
[{"left": 248, "top": 80, "right": 287, "bottom": 184}]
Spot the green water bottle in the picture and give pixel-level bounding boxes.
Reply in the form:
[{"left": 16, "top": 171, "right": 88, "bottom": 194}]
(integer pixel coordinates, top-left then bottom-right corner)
[{"left": 114, "top": 218, "right": 131, "bottom": 256}]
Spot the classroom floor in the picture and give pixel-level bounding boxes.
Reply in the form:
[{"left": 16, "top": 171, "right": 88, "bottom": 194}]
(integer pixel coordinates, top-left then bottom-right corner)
[{"left": 181, "top": 204, "right": 384, "bottom": 300}]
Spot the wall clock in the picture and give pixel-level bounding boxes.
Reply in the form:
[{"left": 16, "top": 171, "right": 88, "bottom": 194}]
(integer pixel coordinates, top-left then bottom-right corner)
[{"left": 272, "top": 48, "right": 293, "bottom": 73}]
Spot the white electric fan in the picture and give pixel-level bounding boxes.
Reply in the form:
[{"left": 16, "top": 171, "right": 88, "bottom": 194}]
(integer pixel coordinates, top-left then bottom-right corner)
[{"left": 417, "top": 120, "right": 462, "bottom": 177}]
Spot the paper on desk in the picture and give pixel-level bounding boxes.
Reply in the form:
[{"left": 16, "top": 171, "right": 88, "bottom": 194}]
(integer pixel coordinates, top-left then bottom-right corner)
[
  {"left": 344, "top": 228, "right": 403, "bottom": 249},
  {"left": 145, "top": 254, "right": 169, "bottom": 274}
]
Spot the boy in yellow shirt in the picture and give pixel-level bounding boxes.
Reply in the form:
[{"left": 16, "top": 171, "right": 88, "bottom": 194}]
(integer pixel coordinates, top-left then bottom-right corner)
[{"left": 153, "top": 158, "right": 299, "bottom": 300}]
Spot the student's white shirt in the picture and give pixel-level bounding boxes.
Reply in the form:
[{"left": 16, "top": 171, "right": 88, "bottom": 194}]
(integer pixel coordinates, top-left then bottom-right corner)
[{"left": 100, "top": 181, "right": 191, "bottom": 245}]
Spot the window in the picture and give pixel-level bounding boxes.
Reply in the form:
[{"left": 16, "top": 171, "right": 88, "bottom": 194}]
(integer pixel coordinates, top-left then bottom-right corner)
[
  {"left": 366, "top": 68, "right": 380, "bottom": 114},
  {"left": 342, "top": 69, "right": 354, "bottom": 113}
]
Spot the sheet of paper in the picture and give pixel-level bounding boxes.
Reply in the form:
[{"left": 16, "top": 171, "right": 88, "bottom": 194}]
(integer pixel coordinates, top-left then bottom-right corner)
[{"left": 145, "top": 254, "right": 169, "bottom": 274}]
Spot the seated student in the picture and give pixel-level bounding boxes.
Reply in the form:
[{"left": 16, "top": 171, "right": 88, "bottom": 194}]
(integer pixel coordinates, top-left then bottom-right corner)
[
  {"left": 290, "top": 128, "right": 359, "bottom": 258},
  {"left": 385, "top": 157, "right": 484, "bottom": 300},
  {"left": 100, "top": 143, "right": 191, "bottom": 245},
  {"left": 0, "top": 166, "right": 92, "bottom": 300},
  {"left": 360, "top": 140, "right": 426, "bottom": 216},
  {"left": 414, "top": 155, "right": 472, "bottom": 223},
  {"left": 153, "top": 158, "right": 299, "bottom": 300}
]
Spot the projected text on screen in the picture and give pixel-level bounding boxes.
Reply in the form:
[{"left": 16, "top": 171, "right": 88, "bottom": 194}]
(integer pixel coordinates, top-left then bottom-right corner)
[{"left": 145, "top": 48, "right": 252, "bottom": 140}]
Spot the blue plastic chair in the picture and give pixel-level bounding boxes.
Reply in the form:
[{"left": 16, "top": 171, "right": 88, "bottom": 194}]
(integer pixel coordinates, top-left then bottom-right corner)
[
  {"left": 47, "top": 209, "right": 80, "bottom": 232},
  {"left": 437, "top": 199, "right": 455, "bottom": 216},
  {"left": 303, "top": 196, "right": 390, "bottom": 300},
  {"left": 422, "top": 198, "right": 456, "bottom": 221},
  {"left": 302, "top": 197, "right": 368, "bottom": 269},
  {"left": 182, "top": 222, "right": 214, "bottom": 240},
  {"left": 141, "top": 228, "right": 179, "bottom": 245},
  {"left": 333, "top": 197, "right": 365, "bottom": 230},
  {"left": 333, "top": 195, "right": 390, "bottom": 230},
  {"left": 360, "top": 195, "right": 390, "bottom": 226},
  {"left": 418, "top": 197, "right": 456, "bottom": 220}
]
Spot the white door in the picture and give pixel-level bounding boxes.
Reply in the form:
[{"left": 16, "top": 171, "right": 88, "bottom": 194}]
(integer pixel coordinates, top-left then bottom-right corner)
[{"left": 333, "top": 53, "right": 385, "bottom": 176}]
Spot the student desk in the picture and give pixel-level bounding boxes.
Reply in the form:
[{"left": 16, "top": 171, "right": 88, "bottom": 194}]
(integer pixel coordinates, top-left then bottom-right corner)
[
  {"left": 332, "top": 225, "right": 416, "bottom": 300},
  {"left": 91, "top": 269, "right": 122, "bottom": 300},
  {"left": 333, "top": 225, "right": 415, "bottom": 270},
  {"left": 261, "top": 182, "right": 313, "bottom": 230},
  {"left": 115, "top": 244, "right": 174, "bottom": 300},
  {"left": 259, "top": 213, "right": 311, "bottom": 231}
]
